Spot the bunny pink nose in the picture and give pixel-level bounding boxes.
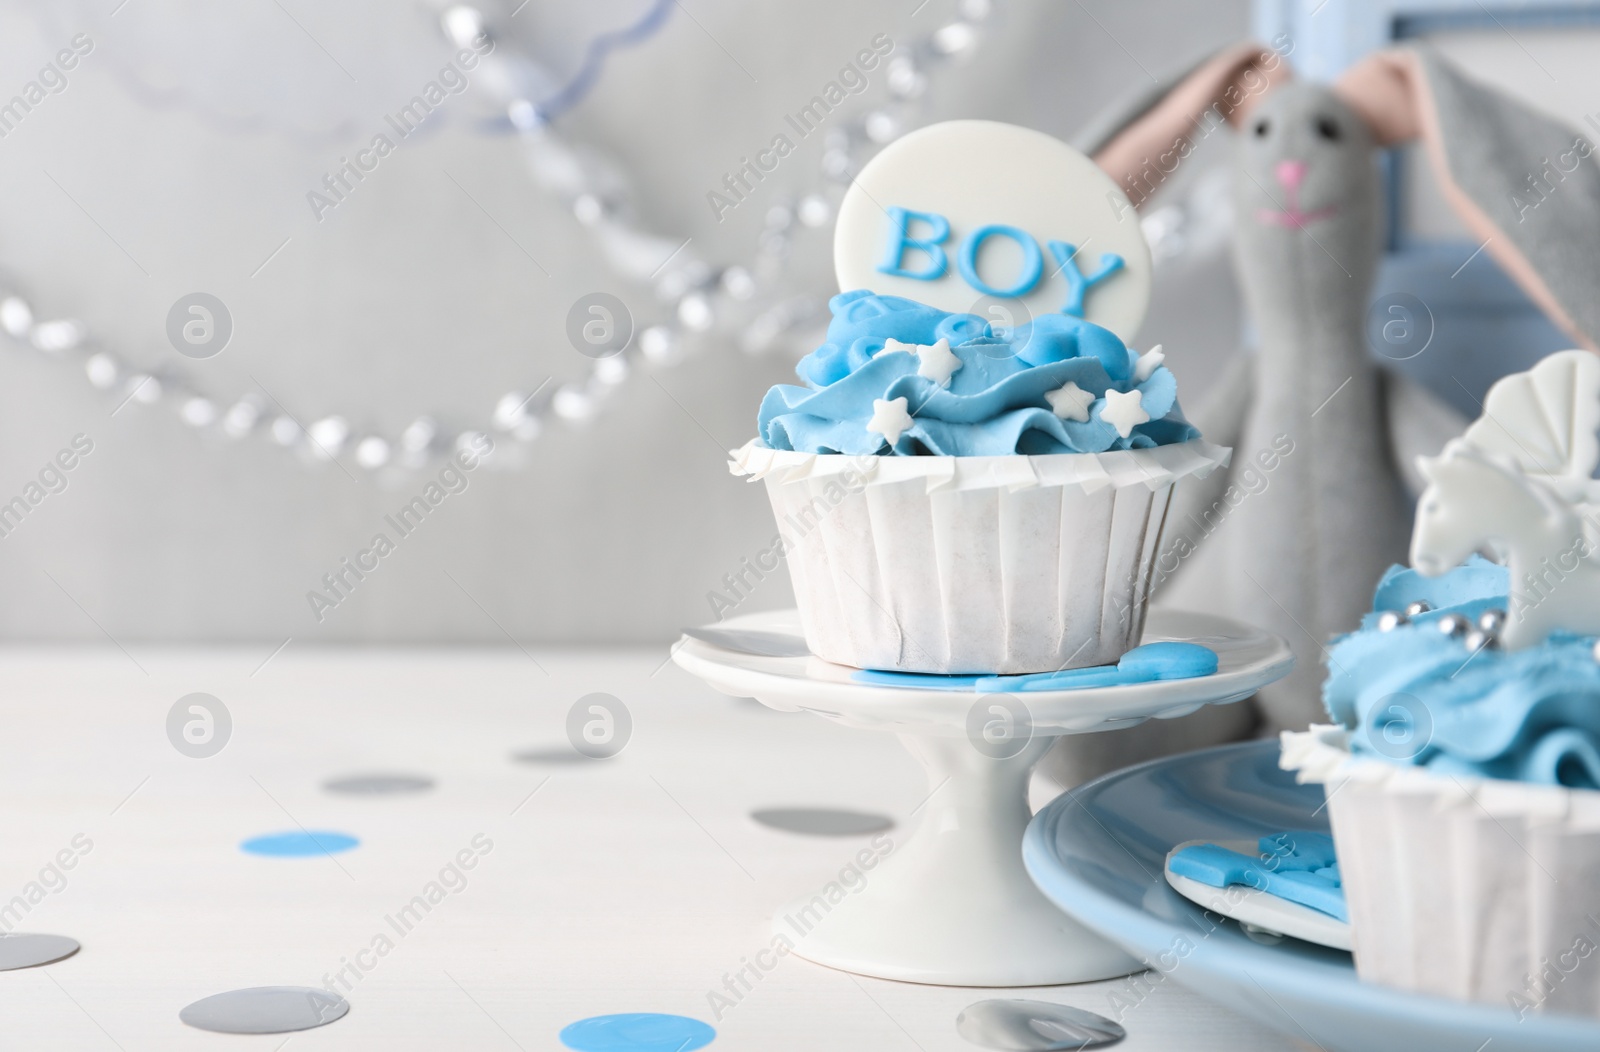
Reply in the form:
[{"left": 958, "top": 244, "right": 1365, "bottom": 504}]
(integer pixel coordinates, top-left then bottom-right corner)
[{"left": 1275, "top": 160, "right": 1309, "bottom": 191}]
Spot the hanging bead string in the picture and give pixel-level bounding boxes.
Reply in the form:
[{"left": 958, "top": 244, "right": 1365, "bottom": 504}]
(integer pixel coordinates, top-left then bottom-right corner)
[{"left": 0, "top": 0, "right": 998, "bottom": 472}]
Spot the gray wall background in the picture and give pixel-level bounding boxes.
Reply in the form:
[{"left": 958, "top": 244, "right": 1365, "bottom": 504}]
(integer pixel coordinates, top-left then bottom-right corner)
[{"left": 0, "top": 0, "right": 1251, "bottom": 643}]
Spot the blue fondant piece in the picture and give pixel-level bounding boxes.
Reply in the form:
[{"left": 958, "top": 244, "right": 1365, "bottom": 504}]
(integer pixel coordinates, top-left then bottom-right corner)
[
  {"left": 241, "top": 831, "right": 359, "bottom": 857},
  {"left": 877, "top": 208, "right": 950, "bottom": 281},
  {"left": 850, "top": 642, "right": 1217, "bottom": 692},
  {"left": 1170, "top": 832, "right": 1346, "bottom": 922},
  {"left": 1258, "top": 831, "right": 1337, "bottom": 869},
  {"left": 984, "top": 641, "right": 1217, "bottom": 692},
  {"left": 851, "top": 670, "right": 988, "bottom": 691},
  {"left": 957, "top": 224, "right": 1043, "bottom": 298},
  {"left": 559, "top": 1013, "right": 715, "bottom": 1052},
  {"left": 759, "top": 291, "right": 1195, "bottom": 456},
  {"left": 1046, "top": 241, "right": 1125, "bottom": 317}
]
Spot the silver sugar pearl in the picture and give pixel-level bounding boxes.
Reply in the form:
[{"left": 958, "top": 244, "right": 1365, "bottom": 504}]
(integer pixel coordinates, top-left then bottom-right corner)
[
  {"left": 1437, "top": 614, "right": 1469, "bottom": 638},
  {"left": 1463, "top": 630, "right": 1492, "bottom": 653},
  {"left": 1404, "top": 601, "right": 1433, "bottom": 619},
  {"left": 1593, "top": 639, "right": 1600, "bottom": 664},
  {"left": 1376, "top": 611, "right": 1407, "bottom": 632},
  {"left": 1478, "top": 609, "right": 1507, "bottom": 635}
]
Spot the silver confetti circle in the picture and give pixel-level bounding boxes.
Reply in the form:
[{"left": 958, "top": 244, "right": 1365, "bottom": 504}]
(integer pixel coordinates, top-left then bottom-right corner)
[
  {"left": 180, "top": 987, "right": 349, "bottom": 1035},
  {"left": 322, "top": 773, "right": 434, "bottom": 795},
  {"left": 955, "top": 999, "right": 1125, "bottom": 1050},
  {"left": 751, "top": 808, "right": 894, "bottom": 837},
  {"left": 0, "top": 933, "right": 80, "bottom": 971}
]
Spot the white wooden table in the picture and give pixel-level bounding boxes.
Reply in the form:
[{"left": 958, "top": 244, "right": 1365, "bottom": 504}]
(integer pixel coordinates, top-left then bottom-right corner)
[{"left": 0, "top": 646, "right": 1303, "bottom": 1050}]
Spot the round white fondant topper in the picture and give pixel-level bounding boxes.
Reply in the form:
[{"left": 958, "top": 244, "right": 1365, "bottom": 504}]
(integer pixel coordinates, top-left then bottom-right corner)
[{"left": 835, "top": 120, "right": 1150, "bottom": 339}]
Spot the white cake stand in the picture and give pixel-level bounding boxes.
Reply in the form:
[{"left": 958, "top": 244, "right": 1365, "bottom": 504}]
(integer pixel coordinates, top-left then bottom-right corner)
[{"left": 673, "top": 608, "right": 1293, "bottom": 987}]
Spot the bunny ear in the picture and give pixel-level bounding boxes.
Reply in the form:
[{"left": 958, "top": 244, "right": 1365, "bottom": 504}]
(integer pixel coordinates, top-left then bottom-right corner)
[
  {"left": 1072, "top": 49, "right": 1217, "bottom": 157},
  {"left": 1085, "top": 42, "right": 1292, "bottom": 209},
  {"left": 1336, "top": 48, "right": 1600, "bottom": 351}
]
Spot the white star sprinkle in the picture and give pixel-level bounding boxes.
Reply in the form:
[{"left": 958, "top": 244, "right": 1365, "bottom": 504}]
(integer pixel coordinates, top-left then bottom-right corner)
[
  {"left": 915, "top": 338, "right": 961, "bottom": 385},
  {"left": 1101, "top": 388, "right": 1150, "bottom": 438},
  {"left": 1044, "top": 381, "right": 1095, "bottom": 422},
  {"left": 1133, "top": 344, "right": 1165, "bottom": 382},
  {"left": 885, "top": 337, "right": 962, "bottom": 386},
  {"left": 866, "top": 396, "right": 915, "bottom": 447}
]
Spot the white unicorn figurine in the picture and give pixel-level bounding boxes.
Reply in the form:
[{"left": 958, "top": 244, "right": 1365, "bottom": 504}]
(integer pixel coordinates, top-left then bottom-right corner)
[{"left": 1412, "top": 442, "right": 1600, "bottom": 650}]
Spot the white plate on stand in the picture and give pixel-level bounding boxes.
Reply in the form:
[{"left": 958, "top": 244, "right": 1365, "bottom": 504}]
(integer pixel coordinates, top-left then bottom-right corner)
[{"left": 673, "top": 608, "right": 1292, "bottom": 987}]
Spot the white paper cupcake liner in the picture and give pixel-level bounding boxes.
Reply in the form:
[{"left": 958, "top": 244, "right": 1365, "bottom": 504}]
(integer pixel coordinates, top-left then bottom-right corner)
[
  {"left": 1281, "top": 727, "right": 1600, "bottom": 1019},
  {"left": 730, "top": 439, "right": 1230, "bottom": 674}
]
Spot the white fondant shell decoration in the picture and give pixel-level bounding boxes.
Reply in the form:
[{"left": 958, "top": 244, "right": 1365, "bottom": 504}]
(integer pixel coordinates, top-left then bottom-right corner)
[
  {"left": 1456, "top": 349, "right": 1600, "bottom": 504},
  {"left": 1411, "top": 350, "right": 1600, "bottom": 650}
]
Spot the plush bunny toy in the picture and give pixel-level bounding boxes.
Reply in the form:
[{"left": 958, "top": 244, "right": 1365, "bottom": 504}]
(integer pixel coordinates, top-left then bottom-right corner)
[{"left": 1043, "top": 44, "right": 1600, "bottom": 785}]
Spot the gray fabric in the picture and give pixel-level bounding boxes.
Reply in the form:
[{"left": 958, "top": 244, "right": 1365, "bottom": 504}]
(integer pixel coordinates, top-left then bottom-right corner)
[
  {"left": 1420, "top": 48, "right": 1600, "bottom": 348},
  {"left": 1384, "top": 368, "right": 1469, "bottom": 497},
  {"left": 1165, "top": 82, "right": 1410, "bottom": 736},
  {"left": 1045, "top": 63, "right": 1508, "bottom": 789}
]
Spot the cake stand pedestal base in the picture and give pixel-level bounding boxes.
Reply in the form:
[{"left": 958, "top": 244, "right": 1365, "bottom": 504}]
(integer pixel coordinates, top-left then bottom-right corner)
[
  {"left": 773, "top": 732, "right": 1137, "bottom": 986},
  {"left": 673, "top": 609, "right": 1293, "bottom": 988}
]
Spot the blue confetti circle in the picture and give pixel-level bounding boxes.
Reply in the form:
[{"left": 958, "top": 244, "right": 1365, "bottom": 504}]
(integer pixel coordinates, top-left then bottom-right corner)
[
  {"left": 559, "top": 1013, "right": 715, "bottom": 1052},
  {"left": 240, "top": 831, "right": 360, "bottom": 857}
]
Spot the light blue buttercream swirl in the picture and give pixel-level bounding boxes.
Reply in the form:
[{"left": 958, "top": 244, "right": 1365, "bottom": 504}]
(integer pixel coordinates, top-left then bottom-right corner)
[
  {"left": 1326, "top": 556, "right": 1600, "bottom": 789},
  {"left": 755, "top": 290, "right": 1199, "bottom": 456}
]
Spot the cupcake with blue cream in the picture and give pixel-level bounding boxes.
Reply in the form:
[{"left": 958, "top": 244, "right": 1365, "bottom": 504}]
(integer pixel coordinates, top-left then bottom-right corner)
[
  {"left": 733, "top": 290, "right": 1226, "bottom": 673},
  {"left": 1282, "top": 350, "right": 1600, "bottom": 1019},
  {"left": 732, "top": 120, "right": 1229, "bottom": 673}
]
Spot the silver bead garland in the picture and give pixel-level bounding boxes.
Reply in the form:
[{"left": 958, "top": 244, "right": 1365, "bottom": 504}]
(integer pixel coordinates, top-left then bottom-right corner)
[{"left": 0, "top": 2, "right": 999, "bottom": 472}]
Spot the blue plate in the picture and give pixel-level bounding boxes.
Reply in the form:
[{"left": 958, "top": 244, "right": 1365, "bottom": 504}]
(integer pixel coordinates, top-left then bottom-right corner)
[{"left": 1023, "top": 741, "right": 1600, "bottom": 1052}]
